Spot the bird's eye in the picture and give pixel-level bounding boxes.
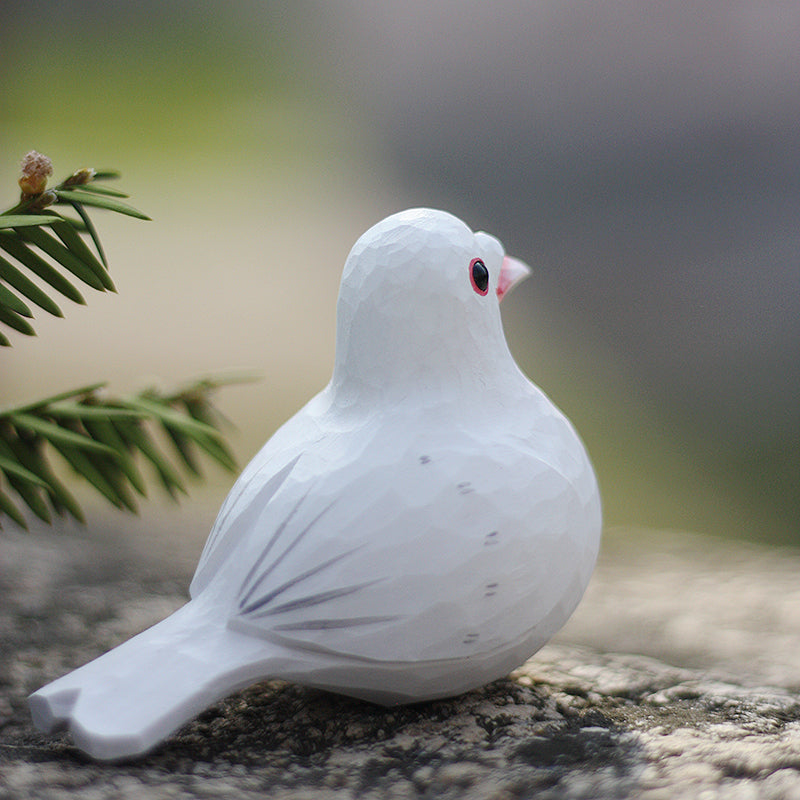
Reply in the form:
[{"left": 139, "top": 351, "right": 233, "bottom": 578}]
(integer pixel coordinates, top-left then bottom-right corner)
[{"left": 469, "top": 258, "right": 489, "bottom": 296}]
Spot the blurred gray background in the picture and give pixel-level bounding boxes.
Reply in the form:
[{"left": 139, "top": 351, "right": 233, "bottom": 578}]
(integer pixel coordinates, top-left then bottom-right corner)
[{"left": 1, "top": 1, "right": 797, "bottom": 549}]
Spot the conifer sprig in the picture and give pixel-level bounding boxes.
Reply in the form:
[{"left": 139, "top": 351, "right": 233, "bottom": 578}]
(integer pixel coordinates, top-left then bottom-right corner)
[
  {"left": 0, "top": 151, "right": 149, "bottom": 342},
  {"left": 0, "top": 380, "right": 241, "bottom": 529},
  {"left": 1, "top": 152, "right": 245, "bottom": 529}
]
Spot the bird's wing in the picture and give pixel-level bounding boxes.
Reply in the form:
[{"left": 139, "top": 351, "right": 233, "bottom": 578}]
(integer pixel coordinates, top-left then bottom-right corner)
[{"left": 196, "top": 414, "right": 601, "bottom": 666}]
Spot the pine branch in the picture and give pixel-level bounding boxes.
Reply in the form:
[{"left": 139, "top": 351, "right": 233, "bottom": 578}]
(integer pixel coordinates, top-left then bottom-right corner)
[
  {"left": 0, "top": 380, "right": 245, "bottom": 529},
  {"left": 1, "top": 152, "right": 252, "bottom": 530},
  {"left": 0, "top": 152, "right": 149, "bottom": 342}
]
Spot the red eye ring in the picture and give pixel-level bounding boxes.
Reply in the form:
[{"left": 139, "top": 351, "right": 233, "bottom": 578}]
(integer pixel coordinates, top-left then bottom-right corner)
[{"left": 469, "top": 258, "right": 489, "bottom": 296}]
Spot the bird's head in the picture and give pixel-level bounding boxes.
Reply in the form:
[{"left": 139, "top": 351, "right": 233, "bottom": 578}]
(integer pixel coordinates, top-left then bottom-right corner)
[{"left": 330, "top": 208, "right": 530, "bottom": 402}]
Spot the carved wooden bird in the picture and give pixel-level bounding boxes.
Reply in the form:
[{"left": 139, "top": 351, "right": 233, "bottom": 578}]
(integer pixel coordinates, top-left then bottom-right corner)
[{"left": 30, "top": 208, "right": 602, "bottom": 760}]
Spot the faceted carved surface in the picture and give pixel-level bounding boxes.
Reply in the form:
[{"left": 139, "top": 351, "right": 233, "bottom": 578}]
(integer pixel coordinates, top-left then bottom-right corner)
[{"left": 27, "top": 209, "right": 601, "bottom": 760}]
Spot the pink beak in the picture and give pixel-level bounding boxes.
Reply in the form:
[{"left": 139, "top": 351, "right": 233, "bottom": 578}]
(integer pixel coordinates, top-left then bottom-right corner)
[{"left": 496, "top": 256, "right": 531, "bottom": 301}]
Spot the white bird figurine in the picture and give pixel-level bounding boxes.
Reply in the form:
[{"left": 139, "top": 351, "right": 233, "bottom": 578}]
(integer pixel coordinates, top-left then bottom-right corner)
[{"left": 29, "top": 208, "right": 601, "bottom": 761}]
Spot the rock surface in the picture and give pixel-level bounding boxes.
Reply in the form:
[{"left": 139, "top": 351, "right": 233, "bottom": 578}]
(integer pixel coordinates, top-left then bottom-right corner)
[{"left": 2, "top": 519, "right": 799, "bottom": 799}]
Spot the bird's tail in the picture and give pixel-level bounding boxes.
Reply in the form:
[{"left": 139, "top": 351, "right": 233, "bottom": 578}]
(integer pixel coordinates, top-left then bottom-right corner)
[{"left": 28, "top": 599, "right": 278, "bottom": 761}]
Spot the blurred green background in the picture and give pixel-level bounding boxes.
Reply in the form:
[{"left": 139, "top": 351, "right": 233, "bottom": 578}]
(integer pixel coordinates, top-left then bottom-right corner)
[{"left": 1, "top": 2, "right": 797, "bottom": 549}]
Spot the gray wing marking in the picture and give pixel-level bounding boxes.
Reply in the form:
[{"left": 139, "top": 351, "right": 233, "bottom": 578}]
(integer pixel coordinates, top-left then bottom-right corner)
[
  {"left": 237, "top": 488, "right": 311, "bottom": 607},
  {"left": 238, "top": 493, "right": 339, "bottom": 608},
  {"left": 273, "top": 616, "right": 400, "bottom": 631},
  {"left": 192, "top": 455, "right": 301, "bottom": 596},
  {"left": 243, "top": 576, "right": 381, "bottom": 618},
  {"left": 239, "top": 546, "right": 366, "bottom": 614},
  {"left": 232, "top": 471, "right": 403, "bottom": 634},
  {"left": 209, "top": 454, "right": 301, "bottom": 555}
]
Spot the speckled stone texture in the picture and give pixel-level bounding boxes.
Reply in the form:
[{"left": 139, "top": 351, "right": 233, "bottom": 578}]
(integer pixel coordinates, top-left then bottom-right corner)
[{"left": 2, "top": 521, "right": 800, "bottom": 799}]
